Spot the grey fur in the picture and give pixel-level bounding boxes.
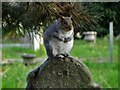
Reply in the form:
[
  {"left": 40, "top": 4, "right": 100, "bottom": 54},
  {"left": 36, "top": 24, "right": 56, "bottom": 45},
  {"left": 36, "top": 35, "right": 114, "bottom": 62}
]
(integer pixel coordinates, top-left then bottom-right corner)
[{"left": 43, "top": 16, "right": 74, "bottom": 58}]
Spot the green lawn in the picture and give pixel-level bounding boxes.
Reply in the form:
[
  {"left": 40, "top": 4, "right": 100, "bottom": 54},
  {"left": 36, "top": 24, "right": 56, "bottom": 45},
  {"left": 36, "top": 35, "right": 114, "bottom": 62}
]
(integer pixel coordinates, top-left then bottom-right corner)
[
  {"left": 70, "top": 38, "right": 118, "bottom": 61},
  {"left": 84, "top": 61, "right": 118, "bottom": 88},
  {"left": 2, "top": 44, "right": 46, "bottom": 60},
  {"left": 1, "top": 38, "right": 119, "bottom": 88},
  {"left": 2, "top": 62, "right": 40, "bottom": 88}
]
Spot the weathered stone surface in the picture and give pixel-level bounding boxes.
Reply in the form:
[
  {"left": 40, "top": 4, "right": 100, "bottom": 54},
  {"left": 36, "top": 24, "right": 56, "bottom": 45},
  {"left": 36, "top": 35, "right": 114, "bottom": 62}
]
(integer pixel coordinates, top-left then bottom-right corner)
[{"left": 26, "top": 56, "right": 100, "bottom": 89}]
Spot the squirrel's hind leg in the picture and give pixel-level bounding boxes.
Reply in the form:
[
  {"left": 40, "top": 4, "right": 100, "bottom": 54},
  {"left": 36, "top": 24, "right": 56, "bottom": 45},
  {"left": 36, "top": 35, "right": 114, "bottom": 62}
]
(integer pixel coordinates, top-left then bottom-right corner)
[{"left": 45, "top": 43, "right": 54, "bottom": 59}]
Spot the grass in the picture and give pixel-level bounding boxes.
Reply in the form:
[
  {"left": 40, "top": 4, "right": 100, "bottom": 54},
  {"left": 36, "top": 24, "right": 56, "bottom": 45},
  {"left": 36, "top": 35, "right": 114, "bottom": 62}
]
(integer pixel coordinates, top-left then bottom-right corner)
[
  {"left": 2, "top": 62, "right": 40, "bottom": 88},
  {"left": 70, "top": 38, "right": 118, "bottom": 60},
  {"left": 84, "top": 61, "right": 118, "bottom": 88},
  {"left": 2, "top": 44, "right": 46, "bottom": 60},
  {"left": 1, "top": 38, "right": 119, "bottom": 88}
]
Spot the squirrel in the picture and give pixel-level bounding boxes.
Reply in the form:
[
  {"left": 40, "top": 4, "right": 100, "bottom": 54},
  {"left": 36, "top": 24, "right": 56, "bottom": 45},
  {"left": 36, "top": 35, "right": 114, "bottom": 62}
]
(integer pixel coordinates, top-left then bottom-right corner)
[
  {"left": 43, "top": 16, "right": 74, "bottom": 59},
  {"left": 26, "top": 16, "right": 74, "bottom": 86}
]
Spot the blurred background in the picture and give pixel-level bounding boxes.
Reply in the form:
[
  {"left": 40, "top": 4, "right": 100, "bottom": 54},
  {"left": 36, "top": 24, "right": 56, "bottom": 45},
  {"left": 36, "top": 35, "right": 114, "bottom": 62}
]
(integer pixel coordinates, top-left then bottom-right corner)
[{"left": 1, "top": 2, "right": 119, "bottom": 88}]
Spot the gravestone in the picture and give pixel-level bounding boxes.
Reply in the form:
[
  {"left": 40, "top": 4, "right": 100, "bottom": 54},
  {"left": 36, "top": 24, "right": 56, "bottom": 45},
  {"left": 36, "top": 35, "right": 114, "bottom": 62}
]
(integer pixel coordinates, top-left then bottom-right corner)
[
  {"left": 26, "top": 56, "right": 101, "bottom": 89},
  {"left": 109, "top": 22, "right": 113, "bottom": 62},
  {"left": 83, "top": 31, "right": 97, "bottom": 44},
  {"left": 21, "top": 31, "right": 43, "bottom": 51}
]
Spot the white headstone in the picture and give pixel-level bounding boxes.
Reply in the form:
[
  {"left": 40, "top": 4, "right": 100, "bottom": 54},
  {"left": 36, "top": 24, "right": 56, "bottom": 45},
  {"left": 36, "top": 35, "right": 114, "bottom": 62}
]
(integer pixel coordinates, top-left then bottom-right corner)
[
  {"left": 109, "top": 22, "right": 113, "bottom": 62},
  {"left": 33, "top": 33, "right": 41, "bottom": 51}
]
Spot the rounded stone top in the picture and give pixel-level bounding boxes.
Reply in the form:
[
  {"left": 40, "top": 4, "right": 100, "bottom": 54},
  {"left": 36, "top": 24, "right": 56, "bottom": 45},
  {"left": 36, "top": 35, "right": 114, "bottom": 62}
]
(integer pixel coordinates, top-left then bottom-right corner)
[
  {"left": 26, "top": 56, "right": 101, "bottom": 89},
  {"left": 83, "top": 31, "right": 97, "bottom": 35},
  {"left": 21, "top": 54, "right": 36, "bottom": 59}
]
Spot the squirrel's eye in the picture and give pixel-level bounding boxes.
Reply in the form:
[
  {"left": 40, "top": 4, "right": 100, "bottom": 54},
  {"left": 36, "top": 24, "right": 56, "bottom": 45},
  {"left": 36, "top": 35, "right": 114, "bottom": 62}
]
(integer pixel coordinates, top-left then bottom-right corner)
[{"left": 64, "top": 21, "right": 67, "bottom": 25}]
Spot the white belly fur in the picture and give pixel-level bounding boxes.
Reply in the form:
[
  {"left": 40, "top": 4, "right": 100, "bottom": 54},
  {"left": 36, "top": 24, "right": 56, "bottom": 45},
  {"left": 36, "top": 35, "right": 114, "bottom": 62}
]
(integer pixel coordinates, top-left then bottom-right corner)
[{"left": 49, "top": 38, "right": 73, "bottom": 56}]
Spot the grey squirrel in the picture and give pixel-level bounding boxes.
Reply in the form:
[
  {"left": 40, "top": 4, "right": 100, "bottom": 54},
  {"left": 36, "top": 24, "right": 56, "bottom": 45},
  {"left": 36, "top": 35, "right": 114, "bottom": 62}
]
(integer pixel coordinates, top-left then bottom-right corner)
[{"left": 43, "top": 16, "right": 74, "bottom": 58}]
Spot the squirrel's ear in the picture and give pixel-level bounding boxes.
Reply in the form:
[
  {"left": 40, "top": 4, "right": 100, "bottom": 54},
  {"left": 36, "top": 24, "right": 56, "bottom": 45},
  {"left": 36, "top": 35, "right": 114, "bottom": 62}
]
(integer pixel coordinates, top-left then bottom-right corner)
[
  {"left": 70, "top": 15, "right": 72, "bottom": 18},
  {"left": 60, "top": 15, "right": 65, "bottom": 20}
]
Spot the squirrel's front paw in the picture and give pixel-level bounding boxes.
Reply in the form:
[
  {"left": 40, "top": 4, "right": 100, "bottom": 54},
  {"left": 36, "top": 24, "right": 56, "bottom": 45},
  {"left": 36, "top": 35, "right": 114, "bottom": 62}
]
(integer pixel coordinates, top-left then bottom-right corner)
[
  {"left": 62, "top": 53, "right": 69, "bottom": 57},
  {"left": 64, "top": 37, "right": 71, "bottom": 43},
  {"left": 56, "top": 54, "right": 65, "bottom": 59},
  {"left": 58, "top": 36, "right": 64, "bottom": 41}
]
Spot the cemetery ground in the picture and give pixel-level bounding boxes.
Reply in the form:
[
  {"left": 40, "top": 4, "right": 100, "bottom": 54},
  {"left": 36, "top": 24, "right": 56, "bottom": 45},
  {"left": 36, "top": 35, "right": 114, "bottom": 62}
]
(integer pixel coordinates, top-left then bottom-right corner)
[{"left": 1, "top": 37, "right": 118, "bottom": 88}]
